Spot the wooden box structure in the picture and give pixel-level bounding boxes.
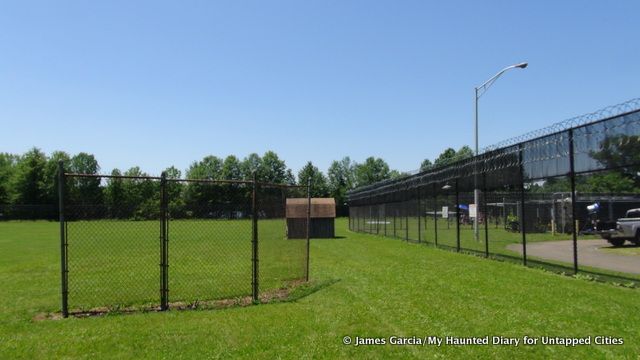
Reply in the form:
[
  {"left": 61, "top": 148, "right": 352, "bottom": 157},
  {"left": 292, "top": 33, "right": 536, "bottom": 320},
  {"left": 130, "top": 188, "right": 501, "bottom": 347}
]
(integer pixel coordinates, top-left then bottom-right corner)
[{"left": 286, "top": 198, "right": 336, "bottom": 238}]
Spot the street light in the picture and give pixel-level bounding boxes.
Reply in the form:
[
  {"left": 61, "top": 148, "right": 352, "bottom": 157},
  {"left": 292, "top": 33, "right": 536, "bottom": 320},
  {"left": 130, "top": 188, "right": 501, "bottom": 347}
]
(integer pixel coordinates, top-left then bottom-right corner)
[{"left": 473, "top": 62, "right": 528, "bottom": 240}]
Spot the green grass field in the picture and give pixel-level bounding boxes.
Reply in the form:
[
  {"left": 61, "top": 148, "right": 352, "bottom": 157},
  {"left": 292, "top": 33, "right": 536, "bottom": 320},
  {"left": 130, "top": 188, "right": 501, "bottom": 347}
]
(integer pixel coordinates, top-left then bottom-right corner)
[{"left": 1, "top": 218, "right": 639, "bottom": 358}]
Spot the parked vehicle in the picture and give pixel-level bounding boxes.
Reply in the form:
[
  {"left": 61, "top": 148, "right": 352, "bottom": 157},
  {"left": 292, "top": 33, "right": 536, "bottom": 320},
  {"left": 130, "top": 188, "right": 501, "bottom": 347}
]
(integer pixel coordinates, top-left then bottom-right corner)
[{"left": 599, "top": 208, "right": 640, "bottom": 247}]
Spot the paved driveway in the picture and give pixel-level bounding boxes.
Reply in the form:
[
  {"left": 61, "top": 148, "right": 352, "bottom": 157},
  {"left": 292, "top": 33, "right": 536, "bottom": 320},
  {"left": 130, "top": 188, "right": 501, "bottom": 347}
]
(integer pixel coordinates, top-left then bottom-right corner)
[{"left": 506, "top": 239, "right": 640, "bottom": 275}]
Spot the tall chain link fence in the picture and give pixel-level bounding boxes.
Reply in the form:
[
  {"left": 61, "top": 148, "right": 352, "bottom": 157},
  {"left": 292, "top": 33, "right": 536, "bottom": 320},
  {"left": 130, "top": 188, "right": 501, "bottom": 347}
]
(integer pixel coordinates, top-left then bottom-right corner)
[
  {"left": 349, "top": 99, "right": 640, "bottom": 286},
  {"left": 58, "top": 168, "right": 309, "bottom": 317}
]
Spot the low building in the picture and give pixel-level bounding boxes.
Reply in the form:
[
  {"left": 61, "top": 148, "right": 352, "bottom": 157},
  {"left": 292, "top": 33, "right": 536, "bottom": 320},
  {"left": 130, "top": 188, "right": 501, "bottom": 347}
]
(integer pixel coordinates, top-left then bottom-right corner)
[{"left": 286, "top": 198, "right": 336, "bottom": 238}]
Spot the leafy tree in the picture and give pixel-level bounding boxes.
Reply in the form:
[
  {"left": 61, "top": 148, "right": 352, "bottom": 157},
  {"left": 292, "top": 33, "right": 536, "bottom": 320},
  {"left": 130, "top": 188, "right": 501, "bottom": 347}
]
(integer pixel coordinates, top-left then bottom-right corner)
[
  {"left": 420, "top": 158, "right": 433, "bottom": 172},
  {"left": 433, "top": 148, "right": 457, "bottom": 167},
  {"left": 261, "top": 151, "right": 289, "bottom": 183},
  {"left": 68, "top": 152, "right": 102, "bottom": 205},
  {"left": 104, "top": 168, "right": 125, "bottom": 218},
  {"left": 184, "top": 156, "right": 224, "bottom": 212},
  {"left": 10, "top": 148, "right": 47, "bottom": 204},
  {"left": 456, "top": 145, "right": 474, "bottom": 159},
  {"left": 122, "top": 167, "right": 158, "bottom": 220},
  {"left": 298, "top": 161, "right": 329, "bottom": 197},
  {"left": 241, "top": 153, "right": 262, "bottom": 180},
  {"left": 328, "top": 157, "right": 355, "bottom": 208},
  {"left": 354, "top": 157, "right": 390, "bottom": 187},
  {"left": 221, "top": 156, "right": 242, "bottom": 181},
  {"left": 0, "top": 153, "right": 18, "bottom": 204},
  {"left": 42, "top": 151, "right": 71, "bottom": 205}
]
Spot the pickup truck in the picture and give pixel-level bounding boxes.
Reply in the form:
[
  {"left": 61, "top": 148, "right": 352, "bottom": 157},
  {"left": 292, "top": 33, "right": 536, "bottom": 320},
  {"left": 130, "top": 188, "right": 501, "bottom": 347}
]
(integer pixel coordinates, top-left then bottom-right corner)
[{"left": 599, "top": 208, "right": 640, "bottom": 247}]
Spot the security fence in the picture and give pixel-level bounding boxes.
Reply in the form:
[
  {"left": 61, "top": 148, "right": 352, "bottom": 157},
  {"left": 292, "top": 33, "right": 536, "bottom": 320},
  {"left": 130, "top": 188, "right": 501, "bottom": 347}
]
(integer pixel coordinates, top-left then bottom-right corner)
[
  {"left": 58, "top": 164, "right": 309, "bottom": 317},
  {"left": 348, "top": 99, "right": 640, "bottom": 285}
]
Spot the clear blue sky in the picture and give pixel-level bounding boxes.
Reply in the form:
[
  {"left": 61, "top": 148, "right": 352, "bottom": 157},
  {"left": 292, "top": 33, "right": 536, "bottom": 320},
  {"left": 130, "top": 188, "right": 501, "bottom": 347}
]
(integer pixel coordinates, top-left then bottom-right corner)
[{"left": 1, "top": 1, "right": 638, "bottom": 177}]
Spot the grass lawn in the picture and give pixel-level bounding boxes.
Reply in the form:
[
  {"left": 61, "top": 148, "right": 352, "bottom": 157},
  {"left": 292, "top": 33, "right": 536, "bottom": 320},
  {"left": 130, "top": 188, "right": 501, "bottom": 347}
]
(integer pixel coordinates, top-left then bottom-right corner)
[
  {"left": 601, "top": 245, "right": 640, "bottom": 257},
  {"left": 1, "top": 218, "right": 639, "bottom": 358}
]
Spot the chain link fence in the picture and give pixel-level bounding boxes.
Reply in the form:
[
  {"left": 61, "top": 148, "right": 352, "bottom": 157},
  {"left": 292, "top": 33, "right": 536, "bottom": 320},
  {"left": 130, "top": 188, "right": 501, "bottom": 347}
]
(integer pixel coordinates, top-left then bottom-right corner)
[
  {"left": 349, "top": 99, "right": 640, "bottom": 286},
  {"left": 58, "top": 166, "right": 310, "bottom": 317}
]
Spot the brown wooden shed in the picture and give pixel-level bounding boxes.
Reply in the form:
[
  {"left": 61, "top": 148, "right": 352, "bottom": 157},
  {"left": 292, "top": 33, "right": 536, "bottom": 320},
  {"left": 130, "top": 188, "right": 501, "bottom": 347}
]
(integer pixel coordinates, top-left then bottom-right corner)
[{"left": 286, "top": 198, "right": 336, "bottom": 238}]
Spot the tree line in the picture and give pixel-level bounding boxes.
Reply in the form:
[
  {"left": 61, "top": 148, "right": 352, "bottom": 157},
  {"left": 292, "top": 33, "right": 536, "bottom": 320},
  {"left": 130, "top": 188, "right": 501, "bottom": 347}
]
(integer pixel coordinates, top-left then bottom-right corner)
[{"left": 0, "top": 148, "right": 411, "bottom": 218}]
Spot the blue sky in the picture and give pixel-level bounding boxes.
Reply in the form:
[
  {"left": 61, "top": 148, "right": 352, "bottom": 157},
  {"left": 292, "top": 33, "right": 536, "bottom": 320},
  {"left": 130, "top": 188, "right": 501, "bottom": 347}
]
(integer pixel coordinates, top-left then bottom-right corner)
[{"left": 1, "top": 1, "right": 638, "bottom": 176}]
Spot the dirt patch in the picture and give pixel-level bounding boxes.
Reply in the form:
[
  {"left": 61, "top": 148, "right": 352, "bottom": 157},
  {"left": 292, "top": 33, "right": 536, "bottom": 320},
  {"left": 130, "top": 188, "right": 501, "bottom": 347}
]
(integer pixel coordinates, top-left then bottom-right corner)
[{"left": 34, "top": 279, "right": 309, "bottom": 321}]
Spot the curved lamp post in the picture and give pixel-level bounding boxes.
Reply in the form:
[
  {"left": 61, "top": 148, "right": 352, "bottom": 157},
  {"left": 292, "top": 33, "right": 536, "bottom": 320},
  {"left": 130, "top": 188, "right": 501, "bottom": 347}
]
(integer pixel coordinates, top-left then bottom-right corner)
[{"left": 473, "top": 62, "right": 528, "bottom": 240}]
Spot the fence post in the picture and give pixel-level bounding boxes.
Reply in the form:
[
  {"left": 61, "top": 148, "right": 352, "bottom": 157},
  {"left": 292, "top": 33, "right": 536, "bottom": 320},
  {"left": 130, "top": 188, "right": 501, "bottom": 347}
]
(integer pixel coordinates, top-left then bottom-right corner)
[
  {"left": 160, "top": 172, "right": 169, "bottom": 311},
  {"left": 252, "top": 172, "right": 259, "bottom": 302},
  {"left": 376, "top": 204, "right": 379, "bottom": 235},
  {"left": 417, "top": 186, "right": 421, "bottom": 243},
  {"left": 518, "top": 143, "right": 527, "bottom": 266},
  {"left": 306, "top": 178, "right": 311, "bottom": 282},
  {"left": 455, "top": 179, "right": 460, "bottom": 252},
  {"left": 405, "top": 185, "right": 409, "bottom": 241},
  {"left": 433, "top": 183, "right": 438, "bottom": 247},
  {"left": 384, "top": 204, "right": 387, "bottom": 236},
  {"left": 568, "top": 128, "right": 579, "bottom": 274},
  {"left": 482, "top": 173, "right": 489, "bottom": 257},
  {"left": 58, "top": 161, "right": 68, "bottom": 318}
]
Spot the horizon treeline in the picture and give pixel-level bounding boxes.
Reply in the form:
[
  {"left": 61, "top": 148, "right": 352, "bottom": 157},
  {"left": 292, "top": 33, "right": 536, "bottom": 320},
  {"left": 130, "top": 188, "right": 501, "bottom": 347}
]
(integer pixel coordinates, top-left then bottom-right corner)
[{"left": 0, "top": 147, "right": 406, "bottom": 215}]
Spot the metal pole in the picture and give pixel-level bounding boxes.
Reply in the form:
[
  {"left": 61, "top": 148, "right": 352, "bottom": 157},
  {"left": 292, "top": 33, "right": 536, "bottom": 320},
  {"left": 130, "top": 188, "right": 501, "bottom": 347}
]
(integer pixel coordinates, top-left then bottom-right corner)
[
  {"left": 252, "top": 172, "right": 259, "bottom": 302},
  {"left": 568, "top": 129, "right": 579, "bottom": 274},
  {"left": 405, "top": 186, "right": 409, "bottom": 241},
  {"left": 519, "top": 143, "right": 527, "bottom": 266},
  {"left": 434, "top": 183, "right": 438, "bottom": 247},
  {"left": 58, "top": 161, "right": 68, "bottom": 318},
  {"left": 306, "top": 178, "right": 311, "bottom": 282},
  {"left": 160, "top": 172, "right": 169, "bottom": 310},
  {"left": 483, "top": 173, "right": 489, "bottom": 257},
  {"left": 417, "top": 187, "right": 421, "bottom": 243},
  {"left": 456, "top": 180, "right": 460, "bottom": 252},
  {"left": 384, "top": 204, "right": 387, "bottom": 237},
  {"left": 474, "top": 87, "right": 480, "bottom": 241}
]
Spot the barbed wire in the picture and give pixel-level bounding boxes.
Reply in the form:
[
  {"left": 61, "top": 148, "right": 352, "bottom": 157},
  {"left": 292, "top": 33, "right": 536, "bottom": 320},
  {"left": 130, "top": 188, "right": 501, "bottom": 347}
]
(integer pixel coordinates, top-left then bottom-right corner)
[
  {"left": 481, "top": 97, "right": 640, "bottom": 152},
  {"left": 348, "top": 97, "right": 640, "bottom": 199}
]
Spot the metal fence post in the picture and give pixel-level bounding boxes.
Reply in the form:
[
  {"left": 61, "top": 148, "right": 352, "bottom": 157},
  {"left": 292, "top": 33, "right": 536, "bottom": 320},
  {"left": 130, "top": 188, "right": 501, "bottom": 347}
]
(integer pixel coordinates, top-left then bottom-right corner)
[
  {"left": 58, "top": 161, "right": 68, "bottom": 318},
  {"left": 568, "top": 128, "right": 579, "bottom": 274},
  {"left": 405, "top": 186, "right": 409, "bottom": 241},
  {"left": 306, "top": 178, "right": 311, "bottom": 282},
  {"left": 433, "top": 183, "right": 438, "bottom": 247},
  {"left": 417, "top": 186, "right": 421, "bottom": 243},
  {"left": 482, "top": 173, "right": 489, "bottom": 257},
  {"left": 384, "top": 204, "right": 387, "bottom": 237},
  {"left": 518, "top": 143, "right": 527, "bottom": 266},
  {"left": 455, "top": 179, "right": 460, "bottom": 252},
  {"left": 160, "top": 172, "right": 169, "bottom": 311},
  {"left": 252, "top": 172, "right": 259, "bottom": 302}
]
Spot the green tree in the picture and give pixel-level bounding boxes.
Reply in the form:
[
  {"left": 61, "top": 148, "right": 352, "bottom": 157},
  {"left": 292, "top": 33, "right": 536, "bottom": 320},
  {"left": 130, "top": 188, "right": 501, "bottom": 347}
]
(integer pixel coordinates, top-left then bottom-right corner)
[
  {"left": 221, "top": 156, "right": 242, "bottom": 181},
  {"left": 241, "top": 153, "right": 262, "bottom": 180},
  {"left": 328, "top": 157, "right": 355, "bottom": 208},
  {"left": 298, "top": 161, "right": 329, "bottom": 197},
  {"left": 261, "top": 151, "right": 289, "bottom": 183},
  {"left": 456, "top": 145, "right": 474, "bottom": 159},
  {"left": 42, "top": 151, "right": 71, "bottom": 205},
  {"left": 10, "top": 148, "right": 48, "bottom": 204},
  {"left": 121, "top": 167, "right": 158, "bottom": 220},
  {"left": 420, "top": 158, "right": 433, "bottom": 171},
  {"left": 163, "top": 166, "right": 185, "bottom": 218},
  {"left": 104, "top": 168, "right": 125, "bottom": 218},
  {"left": 433, "top": 148, "right": 457, "bottom": 167},
  {"left": 0, "top": 153, "right": 18, "bottom": 204},
  {"left": 354, "top": 157, "right": 391, "bottom": 187},
  {"left": 68, "top": 152, "right": 102, "bottom": 206}
]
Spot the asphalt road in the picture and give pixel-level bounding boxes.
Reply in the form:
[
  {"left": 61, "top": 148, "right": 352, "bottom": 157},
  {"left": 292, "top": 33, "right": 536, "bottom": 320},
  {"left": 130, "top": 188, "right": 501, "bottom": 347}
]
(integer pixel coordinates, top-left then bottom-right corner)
[{"left": 506, "top": 239, "right": 640, "bottom": 275}]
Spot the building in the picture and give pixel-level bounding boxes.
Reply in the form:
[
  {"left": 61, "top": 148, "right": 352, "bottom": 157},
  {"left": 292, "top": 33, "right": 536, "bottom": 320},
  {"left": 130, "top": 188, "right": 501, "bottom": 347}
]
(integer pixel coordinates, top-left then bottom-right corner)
[{"left": 286, "top": 198, "right": 336, "bottom": 238}]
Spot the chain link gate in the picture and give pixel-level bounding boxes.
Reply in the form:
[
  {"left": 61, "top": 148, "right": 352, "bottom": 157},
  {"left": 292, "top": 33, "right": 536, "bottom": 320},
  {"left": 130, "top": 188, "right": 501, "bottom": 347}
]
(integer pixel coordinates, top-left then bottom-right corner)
[{"left": 58, "top": 164, "right": 310, "bottom": 317}]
